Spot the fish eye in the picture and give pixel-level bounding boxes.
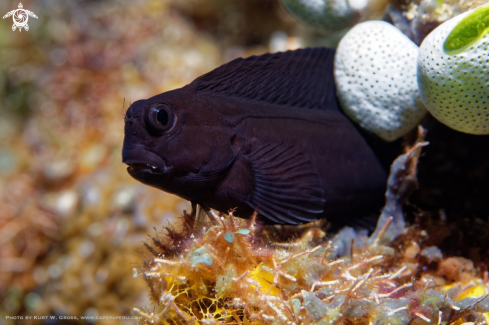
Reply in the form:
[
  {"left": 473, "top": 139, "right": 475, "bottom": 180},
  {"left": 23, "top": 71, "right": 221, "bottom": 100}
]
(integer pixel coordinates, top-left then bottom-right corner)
[{"left": 144, "top": 104, "right": 174, "bottom": 134}]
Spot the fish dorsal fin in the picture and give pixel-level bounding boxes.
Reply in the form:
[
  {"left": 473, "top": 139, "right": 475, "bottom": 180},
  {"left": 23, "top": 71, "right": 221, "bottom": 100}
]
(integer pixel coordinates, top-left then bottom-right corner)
[
  {"left": 245, "top": 143, "right": 325, "bottom": 225},
  {"left": 193, "top": 47, "right": 339, "bottom": 111}
]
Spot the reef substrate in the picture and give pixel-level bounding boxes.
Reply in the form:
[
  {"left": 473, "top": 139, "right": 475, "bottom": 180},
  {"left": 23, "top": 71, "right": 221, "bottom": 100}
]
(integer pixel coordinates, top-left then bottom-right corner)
[{"left": 133, "top": 131, "right": 489, "bottom": 325}]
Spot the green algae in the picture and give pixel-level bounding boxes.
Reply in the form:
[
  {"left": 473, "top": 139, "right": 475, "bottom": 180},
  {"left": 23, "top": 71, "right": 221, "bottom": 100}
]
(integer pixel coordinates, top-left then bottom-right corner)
[{"left": 444, "top": 4, "right": 489, "bottom": 54}]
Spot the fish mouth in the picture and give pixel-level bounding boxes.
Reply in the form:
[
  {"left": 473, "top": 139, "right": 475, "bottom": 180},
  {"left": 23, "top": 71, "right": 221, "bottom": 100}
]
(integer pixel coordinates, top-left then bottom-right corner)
[
  {"left": 122, "top": 144, "right": 167, "bottom": 176},
  {"left": 126, "top": 163, "right": 162, "bottom": 175}
]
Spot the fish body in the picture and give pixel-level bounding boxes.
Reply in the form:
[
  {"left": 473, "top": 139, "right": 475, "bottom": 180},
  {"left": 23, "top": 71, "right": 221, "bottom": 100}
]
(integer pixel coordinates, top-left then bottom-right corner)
[{"left": 122, "top": 48, "right": 388, "bottom": 226}]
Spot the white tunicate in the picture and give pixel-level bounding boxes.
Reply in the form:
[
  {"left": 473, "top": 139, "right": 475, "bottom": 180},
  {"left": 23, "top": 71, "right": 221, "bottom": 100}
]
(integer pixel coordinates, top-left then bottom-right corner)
[
  {"left": 348, "top": 0, "right": 368, "bottom": 11},
  {"left": 78, "top": 240, "right": 95, "bottom": 258},
  {"left": 281, "top": 0, "right": 359, "bottom": 32},
  {"left": 112, "top": 187, "right": 137, "bottom": 210},
  {"left": 82, "top": 185, "right": 100, "bottom": 206},
  {"left": 84, "top": 307, "right": 98, "bottom": 324},
  {"left": 417, "top": 3, "right": 489, "bottom": 134},
  {"left": 47, "top": 264, "right": 62, "bottom": 279},
  {"left": 420, "top": 246, "right": 443, "bottom": 262},
  {"left": 335, "top": 21, "right": 427, "bottom": 141},
  {"left": 95, "top": 266, "right": 109, "bottom": 283},
  {"left": 301, "top": 290, "right": 329, "bottom": 321},
  {"left": 55, "top": 190, "right": 78, "bottom": 216},
  {"left": 33, "top": 267, "right": 48, "bottom": 285},
  {"left": 330, "top": 227, "right": 368, "bottom": 258},
  {"left": 269, "top": 31, "right": 289, "bottom": 53}
]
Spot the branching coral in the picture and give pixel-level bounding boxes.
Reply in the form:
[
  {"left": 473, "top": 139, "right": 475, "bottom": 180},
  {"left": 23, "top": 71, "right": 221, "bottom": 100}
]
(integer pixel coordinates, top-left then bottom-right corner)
[{"left": 133, "top": 130, "right": 489, "bottom": 325}]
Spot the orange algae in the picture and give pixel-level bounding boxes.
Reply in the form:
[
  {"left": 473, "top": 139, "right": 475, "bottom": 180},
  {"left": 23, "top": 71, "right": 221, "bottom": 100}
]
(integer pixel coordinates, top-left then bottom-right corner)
[
  {"left": 133, "top": 210, "right": 489, "bottom": 325},
  {"left": 134, "top": 215, "right": 489, "bottom": 325}
]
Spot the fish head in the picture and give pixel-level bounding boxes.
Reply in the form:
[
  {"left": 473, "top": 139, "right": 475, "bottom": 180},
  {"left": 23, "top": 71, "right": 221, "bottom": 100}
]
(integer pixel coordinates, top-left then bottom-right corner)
[{"left": 122, "top": 89, "right": 236, "bottom": 201}]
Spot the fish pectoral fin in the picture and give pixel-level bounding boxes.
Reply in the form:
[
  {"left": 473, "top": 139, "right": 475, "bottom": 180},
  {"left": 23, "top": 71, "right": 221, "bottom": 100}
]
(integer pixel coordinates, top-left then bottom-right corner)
[{"left": 245, "top": 143, "right": 325, "bottom": 225}]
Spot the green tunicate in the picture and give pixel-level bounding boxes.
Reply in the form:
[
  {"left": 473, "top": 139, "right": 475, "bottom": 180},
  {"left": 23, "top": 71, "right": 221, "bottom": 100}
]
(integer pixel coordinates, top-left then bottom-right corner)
[
  {"left": 444, "top": 5, "right": 489, "bottom": 54},
  {"left": 225, "top": 229, "right": 250, "bottom": 243},
  {"left": 235, "top": 229, "right": 250, "bottom": 235},
  {"left": 224, "top": 232, "right": 234, "bottom": 243},
  {"left": 291, "top": 298, "right": 301, "bottom": 317}
]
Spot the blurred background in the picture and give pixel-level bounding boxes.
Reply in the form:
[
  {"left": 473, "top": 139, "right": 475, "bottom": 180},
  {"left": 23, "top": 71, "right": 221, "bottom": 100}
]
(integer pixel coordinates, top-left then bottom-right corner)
[
  {"left": 3, "top": 0, "right": 489, "bottom": 324},
  {"left": 0, "top": 0, "right": 305, "bottom": 323}
]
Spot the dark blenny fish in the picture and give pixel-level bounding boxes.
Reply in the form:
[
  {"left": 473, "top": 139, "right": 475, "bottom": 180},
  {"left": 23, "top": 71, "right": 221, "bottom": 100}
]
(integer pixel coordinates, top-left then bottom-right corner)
[{"left": 122, "top": 48, "right": 388, "bottom": 226}]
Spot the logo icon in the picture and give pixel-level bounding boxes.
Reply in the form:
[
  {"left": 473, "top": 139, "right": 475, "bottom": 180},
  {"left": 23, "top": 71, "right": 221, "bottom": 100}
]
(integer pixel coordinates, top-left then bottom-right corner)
[{"left": 3, "top": 3, "right": 38, "bottom": 32}]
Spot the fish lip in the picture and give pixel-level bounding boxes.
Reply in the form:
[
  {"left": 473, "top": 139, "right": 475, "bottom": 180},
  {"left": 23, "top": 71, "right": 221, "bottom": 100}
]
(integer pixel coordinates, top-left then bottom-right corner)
[{"left": 122, "top": 145, "right": 167, "bottom": 175}]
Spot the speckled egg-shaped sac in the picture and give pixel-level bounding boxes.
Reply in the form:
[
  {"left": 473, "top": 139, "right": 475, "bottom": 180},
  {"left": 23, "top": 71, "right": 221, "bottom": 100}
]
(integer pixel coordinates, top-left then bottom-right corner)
[
  {"left": 334, "top": 21, "right": 427, "bottom": 141},
  {"left": 281, "top": 0, "right": 360, "bottom": 32},
  {"left": 418, "top": 3, "right": 489, "bottom": 134}
]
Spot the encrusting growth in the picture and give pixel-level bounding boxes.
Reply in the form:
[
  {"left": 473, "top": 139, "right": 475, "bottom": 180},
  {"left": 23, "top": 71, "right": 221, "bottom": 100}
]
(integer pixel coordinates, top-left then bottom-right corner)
[{"left": 133, "top": 128, "right": 489, "bottom": 325}]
